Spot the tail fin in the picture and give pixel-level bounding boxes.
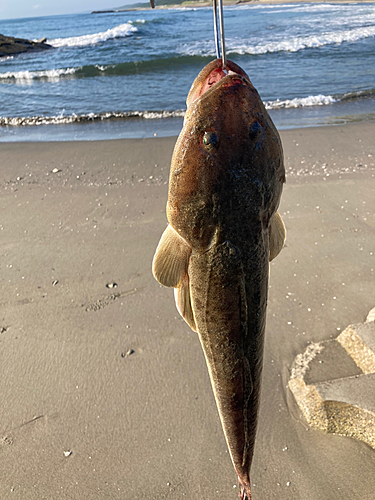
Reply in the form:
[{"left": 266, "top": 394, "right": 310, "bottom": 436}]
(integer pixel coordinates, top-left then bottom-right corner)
[{"left": 238, "top": 479, "right": 252, "bottom": 500}]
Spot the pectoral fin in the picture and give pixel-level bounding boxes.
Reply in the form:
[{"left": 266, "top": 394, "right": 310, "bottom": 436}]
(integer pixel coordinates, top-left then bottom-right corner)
[
  {"left": 153, "top": 225, "right": 196, "bottom": 331},
  {"left": 269, "top": 211, "right": 286, "bottom": 261},
  {"left": 152, "top": 224, "right": 192, "bottom": 287}
]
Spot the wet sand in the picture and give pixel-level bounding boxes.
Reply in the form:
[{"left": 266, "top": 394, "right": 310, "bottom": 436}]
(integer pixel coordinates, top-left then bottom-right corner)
[{"left": 0, "top": 121, "right": 374, "bottom": 499}]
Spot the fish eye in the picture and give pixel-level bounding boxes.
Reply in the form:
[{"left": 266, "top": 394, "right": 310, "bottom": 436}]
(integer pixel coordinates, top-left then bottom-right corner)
[
  {"left": 249, "top": 120, "right": 261, "bottom": 138},
  {"left": 202, "top": 131, "right": 219, "bottom": 150}
]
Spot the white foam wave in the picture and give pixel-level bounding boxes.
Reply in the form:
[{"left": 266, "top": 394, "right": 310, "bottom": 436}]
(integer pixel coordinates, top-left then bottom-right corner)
[
  {"left": 265, "top": 94, "right": 336, "bottom": 110},
  {"left": 94, "top": 64, "right": 115, "bottom": 72},
  {"left": 234, "top": 3, "right": 298, "bottom": 10},
  {"left": 229, "top": 25, "right": 375, "bottom": 55},
  {"left": 0, "top": 93, "right": 341, "bottom": 128},
  {"left": 178, "top": 40, "right": 214, "bottom": 58},
  {"left": 142, "top": 110, "right": 185, "bottom": 119},
  {"left": 49, "top": 22, "right": 138, "bottom": 48},
  {"left": 0, "top": 92, "right": 349, "bottom": 128},
  {"left": 0, "top": 109, "right": 186, "bottom": 127},
  {"left": 232, "top": 2, "right": 364, "bottom": 14},
  {"left": 181, "top": 24, "right": 375, "bottom": 58},
  {"left": 166, "top": 6, "right": 198, "bottom": 11},
  {"left": 267, "top": 3, "right": 348, "bottom": 14},
  {"left": 0, "top": 67, "right": 80, "bottom": 82},
  {"left": 232, "top": 3, "right": 343, "bottom": 12}
]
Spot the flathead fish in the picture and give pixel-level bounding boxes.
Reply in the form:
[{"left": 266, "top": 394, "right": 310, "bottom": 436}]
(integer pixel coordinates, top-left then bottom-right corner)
[{"left": 152, "top": 59, "right": 286, "bottom": 500}]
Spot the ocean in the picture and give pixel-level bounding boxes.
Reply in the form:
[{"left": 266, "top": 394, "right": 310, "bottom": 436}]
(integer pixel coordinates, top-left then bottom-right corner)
[{"left": 0, "top": 2, "right": 374, "bottom": 141}]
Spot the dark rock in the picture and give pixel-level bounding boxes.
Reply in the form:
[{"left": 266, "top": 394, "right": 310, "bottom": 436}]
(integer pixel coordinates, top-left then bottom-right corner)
[{"left": 0, "top": 33, "right": 53, "bottom": 58}]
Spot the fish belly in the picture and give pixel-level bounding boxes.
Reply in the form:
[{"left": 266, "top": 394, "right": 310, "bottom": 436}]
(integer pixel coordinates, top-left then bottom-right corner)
[{"left": 188, "top": 238, "right": 268, "bottom": 487}]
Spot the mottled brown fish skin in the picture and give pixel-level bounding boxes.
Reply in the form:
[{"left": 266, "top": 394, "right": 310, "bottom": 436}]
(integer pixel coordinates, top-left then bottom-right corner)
[
  {"left": 167, "top": 61, "right": 283, "bottom": 251},
  {"left": 153, "top": 59, "right": 285, "bottom": 500}
]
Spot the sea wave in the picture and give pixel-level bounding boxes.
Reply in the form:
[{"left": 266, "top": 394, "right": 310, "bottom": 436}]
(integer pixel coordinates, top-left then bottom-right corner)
[
  {"left": 266, "top": 89, "right": 375, "bottom": 109},
  {"left": 231, "top": 3, "right": 366, "bottom": 14},
  {"left": 0, "top": 109, "right": 186, "bottom": 127},
  {"left": 0, "top": 56, "right": 207, "bottom": 82},
  {"left": 259, "top": 3, "right": 352, "bottom": 14},
  {"left": 0, "top": 67, "right": 80, "bottom": 82},
  {"left": 1, "top": 89, "right": 373, "bottom": 127},
  {"left": 340, "top": 88, "right": 375, "bottom": 101},
  {"left": 242, "top": 26, "right": 375, "bottom": 54},
  {"left": 49, "top": 21, "right": 139, "bottom": 48},
  {"left": 265, "top": 94, "right": 337, "bottom": 110},
  {"left": 181, "top": 24, "right": 375, "bottom": 57},
  {"left": 234, "top": 3, "right": 301, "bottom": 10}
]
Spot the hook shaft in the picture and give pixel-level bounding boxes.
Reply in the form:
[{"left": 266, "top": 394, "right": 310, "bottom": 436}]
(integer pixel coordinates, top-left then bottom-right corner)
[
  {"left": 218, "top": 0, "right": 226, "bottom": 69},
  {"left": 212, "top": 0, "right": 226, "bottom": 69},
  {"left": 213, "top": 0, "right": 220, "bottom": 60}
]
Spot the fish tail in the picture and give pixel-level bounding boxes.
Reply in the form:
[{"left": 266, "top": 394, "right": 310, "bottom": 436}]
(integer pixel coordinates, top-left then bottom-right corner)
[{"left": 238, "top": 478, "right": 252, "bottom": 500}]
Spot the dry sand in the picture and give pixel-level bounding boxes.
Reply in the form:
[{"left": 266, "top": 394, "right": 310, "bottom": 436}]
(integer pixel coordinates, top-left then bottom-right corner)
[{"left": 0, "top": 121, "right": 374, "bottom": 499}]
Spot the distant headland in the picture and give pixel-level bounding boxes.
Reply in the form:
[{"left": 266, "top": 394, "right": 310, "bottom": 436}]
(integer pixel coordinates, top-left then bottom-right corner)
[
  {"left": 92, "top": 0, "right": 253, "bottom": 13},
  {"left": 92, "top": 0, "right": 375, "bottom": 13}
]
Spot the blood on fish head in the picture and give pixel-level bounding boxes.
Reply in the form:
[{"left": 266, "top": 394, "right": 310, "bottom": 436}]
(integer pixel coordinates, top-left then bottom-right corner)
[{"left": 186, "top": 58, "right": 251, "bottom": 110}]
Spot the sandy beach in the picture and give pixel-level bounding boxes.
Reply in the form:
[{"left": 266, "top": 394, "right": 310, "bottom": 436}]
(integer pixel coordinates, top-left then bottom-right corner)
[{"left": 0, "top": 121, "right": 374, "bottom": 499}]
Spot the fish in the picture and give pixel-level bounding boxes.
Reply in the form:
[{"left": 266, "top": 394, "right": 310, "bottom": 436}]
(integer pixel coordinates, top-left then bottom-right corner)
[{"left": 152, "top": 59, "right": 286, "bottom": 500}]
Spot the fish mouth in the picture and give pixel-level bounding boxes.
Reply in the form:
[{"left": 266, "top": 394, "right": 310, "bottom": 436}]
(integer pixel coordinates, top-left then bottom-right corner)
[{"left": 186, "top": 59, "right": 252, "bottom": 108}]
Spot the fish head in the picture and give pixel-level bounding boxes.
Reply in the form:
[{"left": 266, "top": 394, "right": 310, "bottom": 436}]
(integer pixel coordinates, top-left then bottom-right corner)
[{"left": 167, "top": 59, "right": 285, "bottom": 252}]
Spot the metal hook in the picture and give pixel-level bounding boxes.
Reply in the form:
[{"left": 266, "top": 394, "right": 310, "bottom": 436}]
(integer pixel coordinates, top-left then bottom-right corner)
[
  {"left": 212, "top": 0, "right": 227, "bottom": 70},
  {"left": 213, "top": 0, "right": 220, "bottom": 60}
]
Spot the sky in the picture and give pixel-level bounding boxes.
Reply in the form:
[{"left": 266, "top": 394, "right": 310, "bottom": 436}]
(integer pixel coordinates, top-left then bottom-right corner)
[{"left": 0, "top": 0, "right": 139, "bottom": 20}]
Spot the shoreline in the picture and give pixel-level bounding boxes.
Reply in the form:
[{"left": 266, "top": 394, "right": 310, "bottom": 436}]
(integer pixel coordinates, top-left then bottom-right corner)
[{"left": 1, "top": 112, "right": 375, "bottom": 143}]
